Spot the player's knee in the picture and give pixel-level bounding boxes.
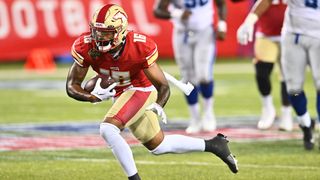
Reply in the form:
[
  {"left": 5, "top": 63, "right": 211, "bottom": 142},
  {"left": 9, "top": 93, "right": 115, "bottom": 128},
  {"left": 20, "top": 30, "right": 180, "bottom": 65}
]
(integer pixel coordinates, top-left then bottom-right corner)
[
  {"left": 197, "top": 73, "right": 212, "bottom": 84},
  {"left": 285, "top": 81, "right": 303, "bottom": 95},
  {"left": 141, "top": 128, "right": 163, "bottom": 150},
  {"left": 180, "top": 70, "right": 196, "bottom": 84},
  {"left": 255, "top": 61, "right": 273, "bottom": 79},
  {"left": 287, "top": 89, "right": 303, "bottom": 96},
  {"left": 100, "top": 122, "right": 120, "bottom": 142},
  {"left": 286, "top": 82, "right": 303, "bottom": 95},
  {"left": 256, "top": 72, "right": 268, "bottom": 80},
  {"left": 186, "top": 77, "right": 197, "bottom": 85}
]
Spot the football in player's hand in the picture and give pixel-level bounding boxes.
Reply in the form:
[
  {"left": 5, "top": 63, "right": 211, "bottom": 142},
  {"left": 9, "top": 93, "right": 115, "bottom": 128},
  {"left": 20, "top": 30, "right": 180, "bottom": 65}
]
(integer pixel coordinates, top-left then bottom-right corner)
[{"left": 84, "top": 75, "right": 115, "bottom": 93}]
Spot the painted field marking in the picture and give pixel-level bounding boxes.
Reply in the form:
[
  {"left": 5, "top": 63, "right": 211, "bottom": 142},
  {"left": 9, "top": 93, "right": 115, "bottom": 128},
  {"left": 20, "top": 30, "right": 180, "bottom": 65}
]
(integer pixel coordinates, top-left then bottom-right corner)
[
  {"left": 55, "top": 157, "right": 320, "bottom": 171},
  {"left": 0, "top": 127, "right": 302, "bottom": 151}
]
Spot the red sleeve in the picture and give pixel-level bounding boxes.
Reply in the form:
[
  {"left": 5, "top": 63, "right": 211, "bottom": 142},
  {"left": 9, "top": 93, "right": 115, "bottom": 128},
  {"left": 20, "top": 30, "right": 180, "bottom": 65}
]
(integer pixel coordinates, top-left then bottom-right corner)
[
  {"left": 70, "top": 34, "right": 92, "bottom": 68},
  {"left": 141, "top": 36, "right": 159, "bottom": 69}
]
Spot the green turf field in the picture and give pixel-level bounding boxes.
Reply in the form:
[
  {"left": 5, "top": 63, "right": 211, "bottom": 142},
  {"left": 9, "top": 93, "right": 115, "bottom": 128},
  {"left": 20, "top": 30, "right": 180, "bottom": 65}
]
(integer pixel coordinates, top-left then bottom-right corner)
[
  {"left": 0, "top": 141, "right": 319, "bottom": 180},
  {"left": 0, "top": 59, "right": 317, "bottom": 123},
  {"left": 0, "top": 59, "right": 319, "bottom": 180}
]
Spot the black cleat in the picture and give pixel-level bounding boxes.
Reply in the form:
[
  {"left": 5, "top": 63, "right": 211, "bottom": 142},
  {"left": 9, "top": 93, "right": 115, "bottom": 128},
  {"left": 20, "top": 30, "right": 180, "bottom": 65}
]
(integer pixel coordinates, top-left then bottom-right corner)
[
  {"left": 128, "top": 173, "right": 141, "bottom": 180},
  {"left": 205, "top": 133, "right": 238, "bottom": 173},
  {"left": 299, "top": 119, "right": 315, "bottom": 150}
]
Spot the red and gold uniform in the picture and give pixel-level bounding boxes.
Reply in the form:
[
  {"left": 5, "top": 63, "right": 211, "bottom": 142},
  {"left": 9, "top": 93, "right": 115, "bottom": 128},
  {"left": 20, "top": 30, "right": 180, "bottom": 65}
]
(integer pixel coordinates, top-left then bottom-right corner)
[
  {"left": 254, "top": 0, "right": 287, "bottom": 63},
  {"left": 71, "top": 31, "right": 161, "bottom": 143},
  {"left": 256, "top": 1, "right": 286, "bottom": 37},
  {"left": 71, "top": 31, "right": 158, "bottom": 97}
]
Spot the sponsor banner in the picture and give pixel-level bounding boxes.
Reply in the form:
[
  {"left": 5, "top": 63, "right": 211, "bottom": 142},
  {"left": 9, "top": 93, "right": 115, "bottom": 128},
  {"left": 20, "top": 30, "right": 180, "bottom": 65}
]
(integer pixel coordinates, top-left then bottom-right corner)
[{"left": 0, "top": 0, "right": 250, "bottom": 61}]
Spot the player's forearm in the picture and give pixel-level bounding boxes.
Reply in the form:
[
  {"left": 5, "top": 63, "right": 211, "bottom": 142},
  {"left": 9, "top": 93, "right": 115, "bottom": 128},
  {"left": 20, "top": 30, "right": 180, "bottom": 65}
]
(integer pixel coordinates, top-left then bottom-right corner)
[
  {"left": 250, "top": 0, "right": 273, "bottom": 17},
  {"left": 66, "top": 62, "right": 98, "bottom": 102},
  {"left": 241, "top": 0, "right": 272, "bottom": 27},
  {"left": 153, "top": 0, "right": 171, "bottom": 19},
  {"left": 66, "top": 83, "right": 98, "bottom": 102},
  {"left": 153, "top": 9, "right": 171, "bottom": 19},
  {"left": 215, "top": 0, "right": 227, "bottom": 21},
  {"left": 143, "top": 63, "right": 170, "bottom": 107},
  {"left": 156, "top": 84, "right": 170, "bottom": 107}
]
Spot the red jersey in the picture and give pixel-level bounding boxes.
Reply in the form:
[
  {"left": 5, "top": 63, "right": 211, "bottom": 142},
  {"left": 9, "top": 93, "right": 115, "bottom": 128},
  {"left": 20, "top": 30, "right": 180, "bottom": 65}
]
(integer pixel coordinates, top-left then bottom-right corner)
[
  {"left": 71, "top": 31, "right": 158, "bottom": 97},
  {"left": 256, "top": 0, "right": 287, "bottom": 36}
]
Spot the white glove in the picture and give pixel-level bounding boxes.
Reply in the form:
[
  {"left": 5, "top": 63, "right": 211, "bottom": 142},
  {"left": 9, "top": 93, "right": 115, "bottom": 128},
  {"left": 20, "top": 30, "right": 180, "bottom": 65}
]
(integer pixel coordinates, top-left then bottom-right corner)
[
  {"left": 146, "top": 103, "right": 167, "bottom": 124},
  {"left": 91, "top": 78, "right": 117, "bottom": 102},
  {"left": 237, "top": 13, "right": 258, "bottom": 45},
  {"left": 170, "top": 8, "right": 184, "bottom": 19}
]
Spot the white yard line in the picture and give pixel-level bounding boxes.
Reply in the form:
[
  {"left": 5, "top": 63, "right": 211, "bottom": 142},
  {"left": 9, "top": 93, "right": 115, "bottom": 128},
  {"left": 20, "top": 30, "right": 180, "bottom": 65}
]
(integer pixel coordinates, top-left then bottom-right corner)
[{"left": 57, "top": 157, "right": 320, "bottom": 170}]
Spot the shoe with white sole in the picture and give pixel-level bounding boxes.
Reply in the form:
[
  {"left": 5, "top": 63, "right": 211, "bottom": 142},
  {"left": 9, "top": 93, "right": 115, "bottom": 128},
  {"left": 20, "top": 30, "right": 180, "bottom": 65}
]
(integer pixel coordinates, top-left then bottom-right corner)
[
  {"left": 279, "top": 106, "right": 293, "bottom": 131},
  {"left": 299, "top": 119, "right": 315, "bottom": 150},
  {"left": 186, "top": 119, "right": 202, "bottom": 134},
  {"left": 257, "top": 105, "right": 276, "bottom": 130},
  {"left": 202, "top": 111, "right": 217, "bottom": 132}
]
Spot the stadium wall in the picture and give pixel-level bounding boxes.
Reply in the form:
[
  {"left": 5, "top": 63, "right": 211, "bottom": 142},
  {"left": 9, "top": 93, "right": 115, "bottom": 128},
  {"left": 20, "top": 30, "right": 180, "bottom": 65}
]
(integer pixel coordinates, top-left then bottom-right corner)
[{"left": 0, "top": 0, "right": 251, "bottom": 62}]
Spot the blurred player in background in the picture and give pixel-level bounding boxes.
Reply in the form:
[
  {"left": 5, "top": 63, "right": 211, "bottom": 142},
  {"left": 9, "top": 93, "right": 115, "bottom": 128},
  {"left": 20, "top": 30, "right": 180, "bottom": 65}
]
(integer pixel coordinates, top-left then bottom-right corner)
[
  {"left": 153, "top": 0, "right": 227, "bottom": 134},
  {"left": 237, "top": 0, "right": 293, "bottom": 131},
  {"left": 66, "top": 4, "right": 238, "bottom": 179},
  {"left": 237, "top": 0, "right": 320, "bottom": 150},
  {"left": 281, "top": 0, "right": 319, "bottom": 150}
]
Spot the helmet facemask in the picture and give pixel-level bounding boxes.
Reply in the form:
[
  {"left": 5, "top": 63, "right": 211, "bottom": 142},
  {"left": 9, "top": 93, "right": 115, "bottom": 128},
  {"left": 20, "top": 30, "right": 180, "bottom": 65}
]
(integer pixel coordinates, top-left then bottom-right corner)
[{"left": 90, "top": 25, "right": 117, "bottom": 53}]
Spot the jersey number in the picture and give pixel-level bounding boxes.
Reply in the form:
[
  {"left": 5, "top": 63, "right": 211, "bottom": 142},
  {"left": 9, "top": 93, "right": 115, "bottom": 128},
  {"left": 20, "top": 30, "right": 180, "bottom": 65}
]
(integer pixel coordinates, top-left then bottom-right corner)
[
  {"left": 99, "top": 69, "right": 131, "bottom": 86},
  {"left": 112, "top": 71, "right": 131, "bottom": 86},
  {"left": 133, "top": 33, "right": 146, "bottom": 43},
  {"left": 185, "top": 0, "right": 208, "bottom": 8},
  {"left": 305, "top": 0, "right": 318, "bottom": 8}
]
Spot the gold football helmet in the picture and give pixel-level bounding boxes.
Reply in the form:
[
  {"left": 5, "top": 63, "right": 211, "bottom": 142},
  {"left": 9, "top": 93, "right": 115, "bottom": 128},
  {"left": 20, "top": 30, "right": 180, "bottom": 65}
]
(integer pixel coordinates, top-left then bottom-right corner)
[{"left": 90, "top": 4, "right": 128, "bottom": 53}]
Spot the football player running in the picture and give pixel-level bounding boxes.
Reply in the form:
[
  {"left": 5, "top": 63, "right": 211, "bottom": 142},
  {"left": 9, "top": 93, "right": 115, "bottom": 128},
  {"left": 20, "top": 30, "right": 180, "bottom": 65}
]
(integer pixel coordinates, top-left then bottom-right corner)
[
  {"left": 66, "top": 4, "right": 238, "bottom": 180},
  {"left": 153, "top": 0, "right": 227, "bottom": 133},
  {"left": 237, "top": 0, "right": 293, "bottom": 131},
  {"left": 237, "top": 0, "right": 320, "bottom": 150}
]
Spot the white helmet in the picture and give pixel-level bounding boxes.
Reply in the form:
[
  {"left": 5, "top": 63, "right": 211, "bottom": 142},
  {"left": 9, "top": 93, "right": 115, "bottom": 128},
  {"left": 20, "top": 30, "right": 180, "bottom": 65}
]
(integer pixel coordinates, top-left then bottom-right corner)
[{"left": 90, "top": 4, "right": 128, "bottom": 53}]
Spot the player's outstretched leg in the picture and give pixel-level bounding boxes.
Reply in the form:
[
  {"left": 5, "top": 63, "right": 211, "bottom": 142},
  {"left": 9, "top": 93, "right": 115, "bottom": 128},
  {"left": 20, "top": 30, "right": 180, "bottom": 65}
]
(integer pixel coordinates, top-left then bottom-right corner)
[{"left": 205, "top": 133, "right": 238, "bottom": 173}]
